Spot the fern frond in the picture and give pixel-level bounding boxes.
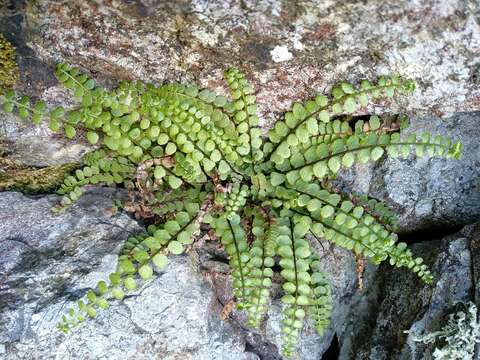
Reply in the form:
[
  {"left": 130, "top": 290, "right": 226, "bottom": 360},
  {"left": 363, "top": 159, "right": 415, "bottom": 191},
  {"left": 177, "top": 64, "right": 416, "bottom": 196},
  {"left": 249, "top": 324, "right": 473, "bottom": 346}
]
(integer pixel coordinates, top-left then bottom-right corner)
[
  {"left": 271, "top": 131, "right": 461, "bottom": 185},
  {"left": 276, "top": 213, "right": 314, "bottom": 357},
  {"left": 154, "top": 83, "right": 246, "bottom": 177},
  {"left": 210, "top": 213, "right": 252, "bottom": 308},
  {"left": 263, "top": 76, "right": 415, "bottom": 164},
  {"left": 291, "top": 203, "right": 432, "bottom": 283},
  {"left": 308, "top": 255, "right": 332, "bottom": 336},
  {"left": 224, "top": 68, "right": 263, "bottom": 165},
  {"left": 214, "top": 181, "right": 249, "bottom": 220},
  {"left": 56, "top": 156, "right": 135, "bottom": 208},
  {"left": 244, "top": 208, "right": 276, "bottom": 328},
  {"left": 348, "top": 192, "right": 399, "bottom": 232}
]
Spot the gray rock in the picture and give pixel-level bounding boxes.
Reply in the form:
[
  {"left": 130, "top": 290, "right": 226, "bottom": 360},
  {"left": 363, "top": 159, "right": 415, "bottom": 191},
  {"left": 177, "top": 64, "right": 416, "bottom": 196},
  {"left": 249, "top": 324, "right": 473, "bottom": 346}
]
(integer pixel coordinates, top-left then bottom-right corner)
[
  {"left": 1, "top": 110, "right": 92, "bottom": 167},
  {"left": 338, "top": 225, "right": 477, "bottom": 360},
  {"left": 0, "top": 189, "right": 254, "bottom": 360},
  {"left": 20, "top": 0, "right": 480, "bottom": 118},
  {"left": 338, "top": 112, "right": 480, "bottom": 232}
]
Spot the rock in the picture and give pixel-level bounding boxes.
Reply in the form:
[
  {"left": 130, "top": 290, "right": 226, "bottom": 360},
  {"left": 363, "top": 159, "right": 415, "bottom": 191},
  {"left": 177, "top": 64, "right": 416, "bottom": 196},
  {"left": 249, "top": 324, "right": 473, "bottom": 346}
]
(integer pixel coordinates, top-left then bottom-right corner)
[
  {"left": 338, "top": 224, "right": 478, "bottom": 360},
  {"left": 0, "top": 189, "right": 255, "bottom": 360},
  {"left": 338, "top": 111, "right": 480, "bottom": 232},
  {"left": 1, "top": 1, "right": 479, "bottom": 359},
  {"left": 470, "top": 222, "right": 480, "bottom": 307},
  {"left": 19, "top": 0, "right": 479, "bottom": 118},
  {"left": 0, "top": 110, "right": 92, "bottom": 167}
]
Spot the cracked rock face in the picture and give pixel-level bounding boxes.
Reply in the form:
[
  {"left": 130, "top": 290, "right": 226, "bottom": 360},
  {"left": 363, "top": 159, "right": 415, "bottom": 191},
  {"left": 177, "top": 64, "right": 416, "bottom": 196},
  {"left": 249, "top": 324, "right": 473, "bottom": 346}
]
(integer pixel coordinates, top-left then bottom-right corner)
[
  {"left": 0, "top": 189, "right": 255, "bottom": 360},
  {"left": 338, "top": 224, "right": 480, "bottom": 360}
]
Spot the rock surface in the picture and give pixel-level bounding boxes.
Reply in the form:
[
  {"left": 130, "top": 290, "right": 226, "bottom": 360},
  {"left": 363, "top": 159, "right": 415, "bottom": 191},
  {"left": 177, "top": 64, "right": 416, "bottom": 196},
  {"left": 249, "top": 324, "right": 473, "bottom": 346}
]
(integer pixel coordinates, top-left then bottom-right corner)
[
  {"left": 19, "top": 0, "right": 480, "bottom": 119},
  {"left": 0, "top": 189, "right": 257, "bottom": 360},
  {"left": 338, "top": 111, "right": 480, "bottom": 232},
  {"left": 339, "top": 224, "right": 479, "bottom": 360}
]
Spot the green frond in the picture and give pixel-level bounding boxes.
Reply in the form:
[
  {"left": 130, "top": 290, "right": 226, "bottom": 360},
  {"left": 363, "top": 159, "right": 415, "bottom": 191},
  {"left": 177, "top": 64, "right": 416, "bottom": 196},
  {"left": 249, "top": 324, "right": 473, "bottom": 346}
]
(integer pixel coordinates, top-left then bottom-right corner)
[
  {"left": 308, "top": 255, "right": 332, "bottom": 336},
  {"left": 58, "top": 208, "right": 202, "bottom": 333},
  {"left": 214, "top": 181, "right": 249, "bottom": 220},
  {"left": 263, "top": 76, "right": 415, "bottom": 165},
  {"left": 224, "top": 68, "right": 263, "bottom": 165},
  {"left": 209, "top": 213, "right": 252, "bottom": 308},
  {"left": 244, "top": 208, "right": 276, "bottom": 328},
  {"left": 56, "top": 154, "right": 135, "bottom": 208},
  {"left": 273, "top": 130, "right": 461, "bottom": 185},
  {"left": 348, "top": 192, "right": 399, "bottom": 232},
  {"left": 151, "top": 187, "right": 206, "bottom": 217},
  {"left": 276, "top": 213, "right": 314, "bottom": 358}
]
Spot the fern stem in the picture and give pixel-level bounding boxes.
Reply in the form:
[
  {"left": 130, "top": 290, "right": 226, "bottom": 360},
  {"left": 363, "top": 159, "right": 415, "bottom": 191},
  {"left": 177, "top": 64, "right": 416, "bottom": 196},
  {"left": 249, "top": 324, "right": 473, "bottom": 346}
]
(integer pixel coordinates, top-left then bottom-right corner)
[{"left": 289, "top": 218, "right": 300, "bottom": 301}]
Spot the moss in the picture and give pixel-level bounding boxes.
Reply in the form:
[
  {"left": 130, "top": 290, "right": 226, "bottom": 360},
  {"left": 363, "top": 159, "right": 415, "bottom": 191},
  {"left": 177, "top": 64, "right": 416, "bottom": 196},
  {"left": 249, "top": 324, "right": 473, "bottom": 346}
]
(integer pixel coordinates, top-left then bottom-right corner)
[
  {"left": 0, "top": 156, "right": 77, "bottom": 193},
  {"left": 0, "top": 33, "right": 20, "bottom": 90}
]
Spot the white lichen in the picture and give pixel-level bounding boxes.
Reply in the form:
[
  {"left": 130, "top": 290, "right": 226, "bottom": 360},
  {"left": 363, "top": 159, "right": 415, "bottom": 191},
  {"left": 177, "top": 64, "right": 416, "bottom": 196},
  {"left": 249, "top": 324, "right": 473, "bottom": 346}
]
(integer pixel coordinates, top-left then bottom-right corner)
[
  {"left": 270, "top": 45, "right": 293, "bottom": 62},
  {"left": 407, "top": 302, "right": 480, "bottom": 360}
]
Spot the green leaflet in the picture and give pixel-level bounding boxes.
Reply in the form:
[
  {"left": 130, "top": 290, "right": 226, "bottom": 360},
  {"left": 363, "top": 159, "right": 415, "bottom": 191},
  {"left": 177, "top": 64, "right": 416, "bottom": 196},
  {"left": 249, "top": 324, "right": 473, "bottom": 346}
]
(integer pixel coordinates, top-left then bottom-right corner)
[{"left": 2, "top": 61, "right": 460, "bottom": 357}]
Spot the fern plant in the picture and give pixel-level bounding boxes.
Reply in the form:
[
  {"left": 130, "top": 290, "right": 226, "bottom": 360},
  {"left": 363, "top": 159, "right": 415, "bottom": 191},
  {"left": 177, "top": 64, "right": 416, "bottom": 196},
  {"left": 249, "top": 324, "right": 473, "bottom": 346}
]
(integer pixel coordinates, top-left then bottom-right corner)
[{"left": 0, "top": 54, "right": 462, "bottom": 356}]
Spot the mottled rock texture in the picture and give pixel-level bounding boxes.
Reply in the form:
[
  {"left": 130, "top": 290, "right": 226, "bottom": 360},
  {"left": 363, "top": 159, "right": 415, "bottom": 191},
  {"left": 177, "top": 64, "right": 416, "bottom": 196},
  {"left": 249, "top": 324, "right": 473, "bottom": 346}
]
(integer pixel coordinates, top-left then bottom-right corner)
[{"left": 19, "top": 0, "right": 480, "bottom": 120}]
